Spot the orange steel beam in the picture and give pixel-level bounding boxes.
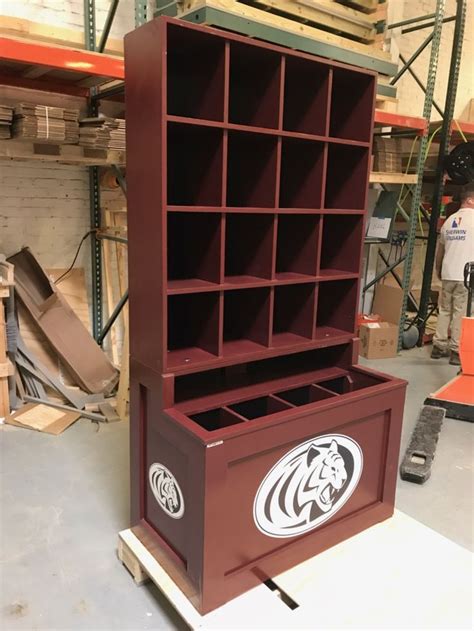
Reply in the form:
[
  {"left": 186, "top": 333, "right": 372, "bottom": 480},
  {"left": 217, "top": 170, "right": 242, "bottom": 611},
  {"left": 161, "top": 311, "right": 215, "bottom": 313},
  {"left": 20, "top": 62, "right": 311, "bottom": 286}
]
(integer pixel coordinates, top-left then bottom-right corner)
[
  {"left": 374, "top": 110, "right": 428, "bottom": 135},
  {"left": 0, "top": 36, "right": 124, "bottom": 81}
]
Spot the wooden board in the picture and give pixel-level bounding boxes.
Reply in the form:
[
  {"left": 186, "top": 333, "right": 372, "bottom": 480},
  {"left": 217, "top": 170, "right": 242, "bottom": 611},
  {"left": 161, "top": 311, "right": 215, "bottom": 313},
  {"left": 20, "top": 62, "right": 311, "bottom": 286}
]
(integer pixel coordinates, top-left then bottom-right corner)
[
  {"left": 370, "top": 171, "right": 418, "bottom": 184},
  {"left": 0, "top": 139, "right": 126, "bottom": 166},
  {"left": 18, "top": 268, "right": 90, "bottom": 393},
  {"left": 117, "top": 510, "right": 472, "bottom": 629},
  {"left": 0, "top": 15, "right": 123, "bottom": 56},
  {"left": 180, "top": 0, "right": 391, "bottom": 61}
]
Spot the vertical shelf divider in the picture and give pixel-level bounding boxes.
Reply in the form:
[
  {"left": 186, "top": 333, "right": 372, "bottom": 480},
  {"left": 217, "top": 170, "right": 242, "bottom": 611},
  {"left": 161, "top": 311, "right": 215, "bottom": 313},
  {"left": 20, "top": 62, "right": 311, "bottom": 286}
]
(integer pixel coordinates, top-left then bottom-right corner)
[
  {"left": 278, "top": 56, "right": 285, "bottom": 131},
  {"left": 325, "top": 68, "right": 333, "bottom": 137}
]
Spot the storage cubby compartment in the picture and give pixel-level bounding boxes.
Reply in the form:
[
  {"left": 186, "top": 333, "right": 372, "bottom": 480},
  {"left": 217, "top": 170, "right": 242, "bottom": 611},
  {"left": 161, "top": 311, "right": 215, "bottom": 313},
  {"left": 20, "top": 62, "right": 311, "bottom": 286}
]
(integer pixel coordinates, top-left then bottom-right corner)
[
  {"left": 319, "top": 215, "right": 363, "bottom": 277},
  {"left": 279, "top": 138, "right": 325, "bottom": 208},
  {"left": 223, "top": 287, "right": 271, "bottom": 356},
  {"left": 229, "top": 41, "right": 281, "bottom": 129},
  {"left": 167, "top": 23, "right": 225, "bottom": 121},
  {"left": 315, "top": 279, "right": 357, "bottom": 339},
  {"left": 272, "top": 283, "right": 315, "bottom": 347},
  {"left": 325, "top": 144, "right": 369, "bottom": 210},
  {"left": 227, "top": 131, "right": 278, "bottom": 207},
  {"left": 318, "top": 375, "right": 352, "bottom": 394},
  {"left": 283, "top": 56, "right": 330, "bottom": 136},
  {"left": 168, "top": 123, "right": 223, "bottom": 206},
  {"left": 276, "top": 214, "right": 320, "bottom": 280},
  {"left": 167, "top": 213, "right": 222, "bottom": 289},
  {"left": 167, "top": 292, "right": 220, "bottom": 368},
  {"left": 229, "top": 395, "right": 291, "bottom": 420},
  {"left": 224, "top": 214, "right": 274, "bottom": 284},
  {"left": 276, "top": 384, "right": 335, "bottom": 406},
  {"left": 330, "top": 67, "right": 374, "bottom": 142},
  {"left": 190, "top": 407, "right": 244, "bottom": 431}
]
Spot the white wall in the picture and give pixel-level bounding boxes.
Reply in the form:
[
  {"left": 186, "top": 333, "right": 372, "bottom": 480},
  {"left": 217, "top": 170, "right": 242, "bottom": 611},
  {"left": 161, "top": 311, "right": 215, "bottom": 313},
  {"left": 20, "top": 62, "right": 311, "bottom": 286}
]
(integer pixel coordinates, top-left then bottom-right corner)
[
  {"left": 388, "top": 0, "right": 474, "bottom": 118},
  {"left": 1, "top": 0, "right": 136, "bottom": 41}
]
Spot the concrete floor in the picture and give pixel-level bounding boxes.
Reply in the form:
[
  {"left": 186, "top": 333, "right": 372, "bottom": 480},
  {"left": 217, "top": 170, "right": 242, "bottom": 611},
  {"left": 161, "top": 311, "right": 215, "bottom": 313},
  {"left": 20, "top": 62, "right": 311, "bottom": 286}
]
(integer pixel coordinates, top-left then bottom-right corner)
[{"left": 1, "top": 347, "right": 473, "bottom": 630}]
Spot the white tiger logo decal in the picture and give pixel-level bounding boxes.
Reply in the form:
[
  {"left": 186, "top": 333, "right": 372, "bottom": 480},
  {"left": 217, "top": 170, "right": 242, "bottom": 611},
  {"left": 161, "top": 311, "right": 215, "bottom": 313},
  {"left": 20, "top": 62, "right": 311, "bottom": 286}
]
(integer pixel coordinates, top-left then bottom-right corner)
[
  {"left": 254, "top": 435, "right": 363, "bottom": 538},
  {"left": 149, "top": 463, "right": 185, "bottom": 519}
]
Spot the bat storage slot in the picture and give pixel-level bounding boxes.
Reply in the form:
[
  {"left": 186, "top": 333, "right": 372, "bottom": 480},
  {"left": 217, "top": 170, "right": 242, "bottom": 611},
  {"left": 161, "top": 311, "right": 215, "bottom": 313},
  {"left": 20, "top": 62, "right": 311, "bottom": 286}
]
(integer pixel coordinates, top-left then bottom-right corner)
[{"left": 229, "top": 395, "right": 291, "bottom": 420}]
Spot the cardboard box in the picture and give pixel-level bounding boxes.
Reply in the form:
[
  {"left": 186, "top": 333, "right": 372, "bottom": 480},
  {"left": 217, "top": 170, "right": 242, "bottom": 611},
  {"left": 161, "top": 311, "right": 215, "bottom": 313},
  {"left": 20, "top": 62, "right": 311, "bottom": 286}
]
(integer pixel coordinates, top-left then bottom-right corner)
[{"left": 359, "top": 322, "right": 399, "bottom": 359}]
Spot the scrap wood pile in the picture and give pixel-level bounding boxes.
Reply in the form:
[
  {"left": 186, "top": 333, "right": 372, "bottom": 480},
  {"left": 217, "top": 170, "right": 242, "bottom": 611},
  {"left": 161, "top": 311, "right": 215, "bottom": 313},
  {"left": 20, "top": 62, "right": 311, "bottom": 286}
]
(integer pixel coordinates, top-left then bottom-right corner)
[
  {"left": 79, "top": 117, "right": 126, "bottom": 150},
  {"left": 0, "top": 105, "right": 14, "bottom": 139},
  {"left": 1, "top": 248, "right": 123, "bottom": 434},
  {"left": 12, "top": 103, "right": 80, "bottom": 143}
]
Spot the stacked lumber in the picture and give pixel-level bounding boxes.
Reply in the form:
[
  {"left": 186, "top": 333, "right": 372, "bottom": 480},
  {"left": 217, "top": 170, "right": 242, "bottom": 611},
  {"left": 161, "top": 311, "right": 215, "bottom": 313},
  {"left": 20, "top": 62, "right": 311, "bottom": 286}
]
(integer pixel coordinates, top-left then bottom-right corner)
[
  {"left": 176, "top": 0, "right": 388, "bottom": 48},
  {"left": 0, "top": 105, "right": 14, "bottom": 139},
  {"left": 0, "top": 258, "right": 14, "bottom": 419},
  {"left": 12, "top": 103, "right": 80, "bottom": 143},
  {"left": 79, "top": 117, "right": 126, "bottom": 150}
]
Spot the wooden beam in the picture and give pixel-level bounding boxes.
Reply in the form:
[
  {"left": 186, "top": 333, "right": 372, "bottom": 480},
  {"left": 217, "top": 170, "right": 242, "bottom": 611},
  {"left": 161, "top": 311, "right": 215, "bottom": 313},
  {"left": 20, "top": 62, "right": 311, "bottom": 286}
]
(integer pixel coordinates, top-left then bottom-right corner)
[{"left": 252, "top": 0, "right": 376, "bottom": 42}]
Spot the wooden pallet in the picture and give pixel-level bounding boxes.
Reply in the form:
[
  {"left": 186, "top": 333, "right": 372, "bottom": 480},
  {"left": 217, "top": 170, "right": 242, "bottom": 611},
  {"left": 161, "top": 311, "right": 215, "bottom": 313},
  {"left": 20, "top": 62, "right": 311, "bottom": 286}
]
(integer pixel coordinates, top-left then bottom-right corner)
[
  {"left": 179, "top": 0, "right": 386, "bottom": 44},
  {"left": 117, "top": 510, "right": 472, "bottom": 629},
  {"left": 175, "top": 0, "right": 396, "bottom": 82},
  {"left": 0, "top": 139, "right": 126, "bottom": 166}
]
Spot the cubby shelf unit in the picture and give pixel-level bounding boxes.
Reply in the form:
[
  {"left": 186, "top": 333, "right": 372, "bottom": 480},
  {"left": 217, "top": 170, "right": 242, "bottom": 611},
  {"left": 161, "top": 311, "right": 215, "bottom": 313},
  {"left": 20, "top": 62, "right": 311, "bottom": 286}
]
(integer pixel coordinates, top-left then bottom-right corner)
[
  {"left": 126, "top": 16, "right": 407, "bottom": 616},
  {"left": 131, "top": 18, "right": 377, "bottom": 374}
]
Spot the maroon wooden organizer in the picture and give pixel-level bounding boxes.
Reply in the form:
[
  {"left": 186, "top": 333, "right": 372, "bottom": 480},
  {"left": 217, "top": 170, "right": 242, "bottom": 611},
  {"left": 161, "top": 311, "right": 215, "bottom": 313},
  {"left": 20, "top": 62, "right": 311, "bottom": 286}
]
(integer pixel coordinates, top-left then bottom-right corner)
[{"left": 125, "top": 16, "right": 407, "bottom": 615}]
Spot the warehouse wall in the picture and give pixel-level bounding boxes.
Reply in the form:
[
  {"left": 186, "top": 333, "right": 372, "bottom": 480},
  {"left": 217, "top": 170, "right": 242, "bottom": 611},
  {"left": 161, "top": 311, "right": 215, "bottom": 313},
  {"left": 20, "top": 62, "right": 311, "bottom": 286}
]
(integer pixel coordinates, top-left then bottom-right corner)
[
  {"left": 388, "top": 0, "right": 474, "bottom": 118},
  {"left": 1, "top": 0, "right": 136, "bottom": 41}
]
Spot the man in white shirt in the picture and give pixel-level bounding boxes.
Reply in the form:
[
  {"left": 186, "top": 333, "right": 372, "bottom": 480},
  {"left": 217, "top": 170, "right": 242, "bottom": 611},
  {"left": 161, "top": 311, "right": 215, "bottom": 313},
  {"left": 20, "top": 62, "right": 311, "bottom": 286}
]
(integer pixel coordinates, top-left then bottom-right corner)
[{"left": 431, "top": 183, "right": 474, "bottom": 365}]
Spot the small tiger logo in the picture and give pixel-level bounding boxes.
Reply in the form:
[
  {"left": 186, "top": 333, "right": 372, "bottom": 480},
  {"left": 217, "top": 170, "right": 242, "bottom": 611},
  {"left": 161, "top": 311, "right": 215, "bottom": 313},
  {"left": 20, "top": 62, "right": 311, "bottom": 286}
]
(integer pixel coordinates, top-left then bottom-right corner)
[
  {"left": 254, "top": 435, "right": 363, "bottom": 538},
  {"left": 149, "top": 463, "right": 185, "bottom": 519}
]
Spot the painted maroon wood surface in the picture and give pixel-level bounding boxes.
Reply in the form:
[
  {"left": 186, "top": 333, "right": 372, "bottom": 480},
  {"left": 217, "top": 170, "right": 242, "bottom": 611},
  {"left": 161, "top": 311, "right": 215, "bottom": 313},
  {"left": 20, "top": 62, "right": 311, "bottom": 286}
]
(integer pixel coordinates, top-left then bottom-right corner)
[{"left": 125, "top": 16, "right": 407, "bottom": 614}]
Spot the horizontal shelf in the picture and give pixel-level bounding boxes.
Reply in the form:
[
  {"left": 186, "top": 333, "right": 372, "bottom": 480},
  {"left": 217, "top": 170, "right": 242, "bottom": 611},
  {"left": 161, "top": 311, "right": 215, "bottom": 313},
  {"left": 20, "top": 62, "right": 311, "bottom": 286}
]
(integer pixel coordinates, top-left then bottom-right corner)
[
  {"left": 370, "top": 171, "right": 418, "bottom": 184},
  {"left": 168, "top": 334, "right": 356, "bottom": 376},
  {"left": 167, "top": 206, "right": 366, "bottom": 214},
  {"left": 166, "top": 114, "right": 371, "bottom": 146},
  {"left": 166, "top": 272, "right": 359, "bottom": 294},
  {"left": 0, "top": 139, "right": 125, "bottom": 166},
  {"left": 374, "top": 110, "right": 427, "bottom": 134},
  {"left": 0, "top": 35, "right": 124, "bottom": 97}
]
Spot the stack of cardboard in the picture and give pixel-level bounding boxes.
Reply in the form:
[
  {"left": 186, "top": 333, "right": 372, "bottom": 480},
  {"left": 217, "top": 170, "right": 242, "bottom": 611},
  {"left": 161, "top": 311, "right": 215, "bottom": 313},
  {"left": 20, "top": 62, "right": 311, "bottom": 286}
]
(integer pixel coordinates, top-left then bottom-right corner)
[
  {"left": 373, "top": 138, "right": 403, "bottom": 173},
  {"left": 0, "top": 105, "right": 14, "bottom": 139},
  {"left": 79, "top": 117, "right": 126, "bottom": 150},
  {"left": 12, "top": 103, "right": 80, "bottom": 143},
  {"left": 359, "top": 283, "right": 403, "bottom": 359}
]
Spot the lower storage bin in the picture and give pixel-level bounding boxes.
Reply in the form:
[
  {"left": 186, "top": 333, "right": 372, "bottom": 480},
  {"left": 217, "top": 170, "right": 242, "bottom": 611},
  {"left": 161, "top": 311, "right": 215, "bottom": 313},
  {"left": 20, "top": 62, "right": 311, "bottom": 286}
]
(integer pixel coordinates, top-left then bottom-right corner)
[{"left": 129, "top": 360, "right": 406, "bottom": 614}]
